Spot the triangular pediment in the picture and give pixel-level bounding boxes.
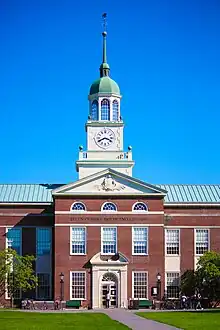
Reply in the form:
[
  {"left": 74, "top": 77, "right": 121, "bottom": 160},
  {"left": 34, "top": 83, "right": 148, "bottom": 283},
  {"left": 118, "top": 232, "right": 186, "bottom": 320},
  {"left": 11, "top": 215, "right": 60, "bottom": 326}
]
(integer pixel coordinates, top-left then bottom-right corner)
[{"left": 52, "top": 169, "right": 167, "bottom": 196}]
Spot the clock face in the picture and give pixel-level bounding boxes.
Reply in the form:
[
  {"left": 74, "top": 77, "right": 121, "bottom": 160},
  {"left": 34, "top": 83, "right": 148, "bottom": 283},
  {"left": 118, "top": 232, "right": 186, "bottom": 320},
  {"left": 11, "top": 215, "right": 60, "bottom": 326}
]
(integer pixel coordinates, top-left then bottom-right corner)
[{"left": 95, "top": 128, "right": 115, "bottom": 149}]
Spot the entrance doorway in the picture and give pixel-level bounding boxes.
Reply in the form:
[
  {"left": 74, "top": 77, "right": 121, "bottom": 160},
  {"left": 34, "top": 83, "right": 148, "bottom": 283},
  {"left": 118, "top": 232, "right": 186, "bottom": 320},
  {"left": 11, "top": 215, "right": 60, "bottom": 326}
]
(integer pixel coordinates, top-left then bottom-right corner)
[{"left": 101, "top": 272, "right": 118, "bottom": 308}]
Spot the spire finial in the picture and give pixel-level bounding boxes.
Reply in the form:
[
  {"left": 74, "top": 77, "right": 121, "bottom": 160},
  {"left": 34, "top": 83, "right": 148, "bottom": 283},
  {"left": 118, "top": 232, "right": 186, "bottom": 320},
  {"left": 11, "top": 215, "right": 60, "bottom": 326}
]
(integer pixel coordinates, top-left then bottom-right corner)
[{"left": 100, "top": 13, "right": 110, "bottom": 77}]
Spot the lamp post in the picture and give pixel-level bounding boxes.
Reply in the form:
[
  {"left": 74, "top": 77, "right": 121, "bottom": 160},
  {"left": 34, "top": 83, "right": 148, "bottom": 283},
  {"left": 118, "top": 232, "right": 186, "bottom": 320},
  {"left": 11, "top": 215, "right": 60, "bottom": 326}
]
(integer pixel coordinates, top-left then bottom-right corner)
[
  {"left": 156, "top": 272, "right": 161, "bottom": 301},
  {"left": 59, "top": 272, "right": 64, "bottom": 309}
]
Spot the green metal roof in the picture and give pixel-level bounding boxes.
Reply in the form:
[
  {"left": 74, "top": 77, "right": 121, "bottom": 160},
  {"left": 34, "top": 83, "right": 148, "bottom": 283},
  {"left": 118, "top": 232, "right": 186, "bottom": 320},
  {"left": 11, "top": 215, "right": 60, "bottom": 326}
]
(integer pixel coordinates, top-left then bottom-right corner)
[
  {"left": 0, "top": 184, "right": 60, "bottom": 203},
  {"left": 89, "top": 76, "right": 120, "bottom": 95},
  {"left": 156, "top": 184, "right": 220, "bottom": 203},
  {"left": 0, "top": 184, "right": 220, "bottom": 204}
]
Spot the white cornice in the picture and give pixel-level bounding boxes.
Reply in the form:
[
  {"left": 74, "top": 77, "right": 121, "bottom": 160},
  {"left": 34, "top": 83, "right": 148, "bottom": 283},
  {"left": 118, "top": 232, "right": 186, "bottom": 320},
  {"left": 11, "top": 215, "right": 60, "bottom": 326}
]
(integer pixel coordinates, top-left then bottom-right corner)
[
  {"left": 165, "top": 213, "right": 220, "bottom": 217},
  {"left": 165, "top": 225, "right": 220, "bottom": 229},
  {"left": 164, "top": 203, "right": 220, "bottom": 207},
  {"left": 55, "top": 223, "right": 164, "bottom": 227},
  {"left": 55, "top": 211, "right": 164, "bottom": 215},
  {"left": 53, "top": 192, "right": 165, "bottom": 196}
]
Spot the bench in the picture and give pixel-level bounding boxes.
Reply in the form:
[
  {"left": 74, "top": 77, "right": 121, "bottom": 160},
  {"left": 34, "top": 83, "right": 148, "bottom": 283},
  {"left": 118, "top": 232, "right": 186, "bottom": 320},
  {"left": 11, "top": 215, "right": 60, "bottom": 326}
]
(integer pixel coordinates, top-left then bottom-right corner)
[
  {"left": 138, "top": 300, "right": 153, "bottom": 308},
  {"left": 129, "top": 299, "right": 153, "bottom": 309},
  {"left": 66, "top": 300, "right": 81, "bottom": 309}
]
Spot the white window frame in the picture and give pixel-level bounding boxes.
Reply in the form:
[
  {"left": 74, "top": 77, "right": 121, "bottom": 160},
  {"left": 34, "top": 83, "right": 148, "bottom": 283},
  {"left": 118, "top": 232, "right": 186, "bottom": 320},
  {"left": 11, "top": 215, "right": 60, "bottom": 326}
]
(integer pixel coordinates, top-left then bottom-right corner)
[
  {"left": 132, "top": 227, "right": 148, "bottom": 256},
  {"left": 194, "top": 228, "right": 210, "bottom": 256},
  {"left": 132, "top": 271, "right": 148, "bottom": 300},
  {"left": 70, "top": 227, "right": 87, "bottom": 255},
  {"left": 5, "top": 227, "right": 22, "bottom": 300},
  {"left": 101, "top": 227, "right": 117, "bottom": 255},
  {"left": 165, "top": 229, "right": 180, "bottom": 256},
  {"left": 101, "top": 202, "right": 117, "bottom": 212},
  {"left": 70, "top": 271, "right": 86, "bottom": 300},
  {"left": 165, "top": 272, "right": 180, "bottom": 298},
  {"left": 132, "top": 202, "right": 148, "bottom": 212},
  {"left": 70, "top": 202, "right": 86, "bottom": 212}
]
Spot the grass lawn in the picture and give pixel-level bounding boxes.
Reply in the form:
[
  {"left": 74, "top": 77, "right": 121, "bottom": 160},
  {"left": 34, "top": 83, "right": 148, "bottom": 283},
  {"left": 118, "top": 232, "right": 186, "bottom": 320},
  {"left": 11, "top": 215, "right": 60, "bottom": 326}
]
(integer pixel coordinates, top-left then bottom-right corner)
[
  {"left": 0, "top": 311, "right": 130, "bottom": 330},
  {"left": 136, "top": 310, "right": 220, "bottom": 330}
]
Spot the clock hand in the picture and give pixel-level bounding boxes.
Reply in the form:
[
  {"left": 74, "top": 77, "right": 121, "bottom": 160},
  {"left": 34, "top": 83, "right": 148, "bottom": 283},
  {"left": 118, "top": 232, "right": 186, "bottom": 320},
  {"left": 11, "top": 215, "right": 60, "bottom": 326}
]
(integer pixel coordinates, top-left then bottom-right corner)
[{"left": 98, "top": 137, "right": 111, "bottom": 142}]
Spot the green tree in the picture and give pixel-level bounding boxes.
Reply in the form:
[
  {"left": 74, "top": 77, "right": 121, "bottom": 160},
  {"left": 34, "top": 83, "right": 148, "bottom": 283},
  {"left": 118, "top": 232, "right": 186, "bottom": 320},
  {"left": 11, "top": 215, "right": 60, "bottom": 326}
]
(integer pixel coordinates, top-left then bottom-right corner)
[
  {"left": 196, "top": 251, "right": 220, "bottom": 303},
  {"left": 0, "top": 249, "right": 38, "bottom": 307},
  {"left": 180, "top": 252, "right": 220, "bottom": 305},
  {"left": 181, "top": 270, "right": 196, "bottom": 297}
]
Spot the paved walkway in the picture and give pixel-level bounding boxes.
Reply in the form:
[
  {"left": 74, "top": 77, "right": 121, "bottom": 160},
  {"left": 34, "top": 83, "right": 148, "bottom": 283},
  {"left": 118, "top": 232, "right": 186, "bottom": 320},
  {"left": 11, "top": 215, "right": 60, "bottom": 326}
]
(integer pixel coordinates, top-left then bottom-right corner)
[{"left": 104, "top": 309, "right": 181, "bottom": 330}]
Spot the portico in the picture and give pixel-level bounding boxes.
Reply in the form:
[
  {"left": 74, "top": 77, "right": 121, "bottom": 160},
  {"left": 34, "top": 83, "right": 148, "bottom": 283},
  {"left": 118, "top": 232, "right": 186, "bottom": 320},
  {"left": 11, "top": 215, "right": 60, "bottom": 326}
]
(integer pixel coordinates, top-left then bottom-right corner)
[{"left": 90, "top": 252, "right": 128, "bottom": 309}]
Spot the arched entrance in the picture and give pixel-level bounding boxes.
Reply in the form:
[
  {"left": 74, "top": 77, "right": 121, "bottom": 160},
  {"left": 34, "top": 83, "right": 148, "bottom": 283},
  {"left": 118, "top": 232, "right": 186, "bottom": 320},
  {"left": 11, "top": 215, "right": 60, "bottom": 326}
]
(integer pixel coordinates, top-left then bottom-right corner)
[
  {"left": 90, "top": 252, "right": 129, "bottom": 308},
  {"left": 101, "top": 272, "right": 118, "bottom": 308}
]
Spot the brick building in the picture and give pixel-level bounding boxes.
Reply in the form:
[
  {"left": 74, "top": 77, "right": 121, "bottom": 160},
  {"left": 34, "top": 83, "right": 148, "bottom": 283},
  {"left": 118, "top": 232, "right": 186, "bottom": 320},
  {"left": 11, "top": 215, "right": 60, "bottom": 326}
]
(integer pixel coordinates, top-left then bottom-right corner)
[{"left": 1, "top": 27, "right": 220, "bottom": 309}]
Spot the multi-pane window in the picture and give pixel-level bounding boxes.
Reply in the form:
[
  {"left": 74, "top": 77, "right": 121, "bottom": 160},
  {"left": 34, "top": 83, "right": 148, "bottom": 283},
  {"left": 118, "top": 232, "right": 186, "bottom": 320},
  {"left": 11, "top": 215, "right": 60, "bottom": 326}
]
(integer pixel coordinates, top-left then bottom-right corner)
[
  {"left": 71, "top": 202, "right": 86, "bottom": 211},
  {"left": 102, "top": 202, "right": 117, "bottom": 211},
  {"left": 132, "top": 227, "right": 148, "bottom": 255},
  {"left": 101, "top": 99, "right": 110, "bottom": 120},
  {"left": 37, "top": 273, "right": 51, "bottom": 300},
  {"left": 166, "top": 229, "right": 179, "bottom": 255},
  {"left": 102, "top": 227, "right": 117, "bottom": 254},
  {"left": 91, "top": 100, "right": 98, "bottom": 120},
  {"left": 195, "top": 229, "right": 209, "bottom": 255},
  {"left": 36, "top": 228, "right": 52, "bottom": 300},
  {"left": 166, "top": 273, "right": 180, "bottom": 298},
  {"left": 133, "top": 202, "right": 148, "bottom": 212},
  {"left": 112, "top": 100, "right": 119, "bottom": 121},
  {"left": 7, "top": 228, "right": 21, "bottom": 255},
  {"left": 6, "top": 228, "right": 22, "bottom": 299},
  {"left": 36, "top": 228, "right": 51, "bottom": 256},
  {"left": 133, "top": 272, "right": 148, "bottom": 299},
  {"left": 71, "top": 272, "right": 86, "bottom": 299},
  {"left": 71, "top": 227, "right": 86, "bottom": 254}
]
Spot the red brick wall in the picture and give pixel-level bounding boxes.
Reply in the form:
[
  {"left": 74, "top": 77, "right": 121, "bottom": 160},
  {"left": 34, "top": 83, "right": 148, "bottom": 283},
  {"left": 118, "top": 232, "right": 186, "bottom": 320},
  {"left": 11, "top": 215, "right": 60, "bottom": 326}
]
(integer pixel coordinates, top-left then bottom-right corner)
[
  {"left": 1, "top": 198, "right": 220, "bottom": 306},
  {"left": 54, "top": 225, "right": 165, "bottom": 302},
  {"left": 180, "top": 228, "right": 194, "bottom": 272},
  {"left": 54, "top": 196, "right": 165, "bottom": 302},
  {"left": 210, "top": 229, "right": 220, "bottom": 252},
  {"left": 55, "top": 197, "right": 164, "bottom": 212}
]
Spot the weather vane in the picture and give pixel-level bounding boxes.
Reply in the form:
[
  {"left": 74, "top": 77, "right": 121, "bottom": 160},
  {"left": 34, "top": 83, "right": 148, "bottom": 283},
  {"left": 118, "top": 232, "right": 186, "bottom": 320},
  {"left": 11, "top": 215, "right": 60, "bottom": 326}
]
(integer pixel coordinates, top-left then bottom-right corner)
[{"left": 102, "top": 13, "right": 107, "bottom": 31}]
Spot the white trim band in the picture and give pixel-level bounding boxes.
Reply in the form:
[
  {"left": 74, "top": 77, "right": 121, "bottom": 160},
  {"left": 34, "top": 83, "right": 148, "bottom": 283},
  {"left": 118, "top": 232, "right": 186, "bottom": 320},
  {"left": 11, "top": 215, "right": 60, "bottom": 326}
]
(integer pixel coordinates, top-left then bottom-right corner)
[
  {"left": 55, "top": 223, "right": 163, "bottom": 227},
  {"left": 55, "top": 211, "right": 164, "bottom": 215}
]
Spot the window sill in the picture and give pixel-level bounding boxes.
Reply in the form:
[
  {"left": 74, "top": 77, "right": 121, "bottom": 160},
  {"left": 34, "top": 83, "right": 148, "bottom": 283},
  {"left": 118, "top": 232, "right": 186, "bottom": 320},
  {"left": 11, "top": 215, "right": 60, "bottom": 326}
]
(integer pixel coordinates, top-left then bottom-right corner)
[
  {"left": 132, "top": 253, "right": 148, "bottom": 256},
  {"left": 165, "top": 254, "right": 180, "bottom": 257},
  {"left": 70, "top": 298, "right": 86, "bottom": 301},
  {"left": 70, "top": 253, "right": 87, "bottom": 256}
]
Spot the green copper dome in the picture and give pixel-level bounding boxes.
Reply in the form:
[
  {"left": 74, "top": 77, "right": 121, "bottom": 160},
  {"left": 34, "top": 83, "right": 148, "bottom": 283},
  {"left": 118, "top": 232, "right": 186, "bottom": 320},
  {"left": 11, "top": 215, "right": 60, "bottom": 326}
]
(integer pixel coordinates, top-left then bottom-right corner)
[
  {"left": 89, "top": 76, "right": 120, "bottom": 95},
  {"left": 89, "top": 28, "right": 120, "bottom": 96}
]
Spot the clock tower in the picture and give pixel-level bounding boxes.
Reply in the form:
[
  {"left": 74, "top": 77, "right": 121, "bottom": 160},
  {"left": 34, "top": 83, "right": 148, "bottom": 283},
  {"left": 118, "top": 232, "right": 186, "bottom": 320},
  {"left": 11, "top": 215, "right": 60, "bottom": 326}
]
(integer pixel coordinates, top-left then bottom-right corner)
[{"left": 76, "top": 23, "right": 134, "bottom": 179}]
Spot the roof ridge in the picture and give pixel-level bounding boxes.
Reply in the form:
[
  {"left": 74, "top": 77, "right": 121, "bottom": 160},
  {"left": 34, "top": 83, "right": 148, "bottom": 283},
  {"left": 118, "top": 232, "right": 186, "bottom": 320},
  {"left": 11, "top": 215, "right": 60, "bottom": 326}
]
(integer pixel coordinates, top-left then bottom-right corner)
[{"left": 156, "top": 184, "right": 220, "bottom": 186}]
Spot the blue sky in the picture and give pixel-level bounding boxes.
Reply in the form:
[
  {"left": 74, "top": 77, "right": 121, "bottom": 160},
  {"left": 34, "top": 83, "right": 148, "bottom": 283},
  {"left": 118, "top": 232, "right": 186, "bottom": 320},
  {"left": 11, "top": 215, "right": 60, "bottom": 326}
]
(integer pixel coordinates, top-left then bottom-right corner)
[{"left": 0, "top": 0, "right": 220, "bottom": 184}]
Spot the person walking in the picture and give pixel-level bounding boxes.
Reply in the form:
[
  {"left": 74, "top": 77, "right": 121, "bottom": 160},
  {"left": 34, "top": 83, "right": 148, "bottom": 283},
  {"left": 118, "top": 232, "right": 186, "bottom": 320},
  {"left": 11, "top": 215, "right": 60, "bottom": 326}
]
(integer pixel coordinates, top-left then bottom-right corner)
[
  {"left": 106, "top": 291, "right": 110, "bottom": 309},
  {"left": 195, "top": 292, "right": 203, "bottom": 310},
  {"left": 181, "top": 294, "right": 187, "bottom": 310}
]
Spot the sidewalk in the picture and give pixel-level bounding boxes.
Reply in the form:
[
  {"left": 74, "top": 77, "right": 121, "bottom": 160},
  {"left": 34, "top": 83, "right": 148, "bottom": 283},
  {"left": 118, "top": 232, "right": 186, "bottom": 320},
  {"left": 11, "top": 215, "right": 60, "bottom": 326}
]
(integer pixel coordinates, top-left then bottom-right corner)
[{"left": 104, "top": 309, "right": 181, "bottom": 330}]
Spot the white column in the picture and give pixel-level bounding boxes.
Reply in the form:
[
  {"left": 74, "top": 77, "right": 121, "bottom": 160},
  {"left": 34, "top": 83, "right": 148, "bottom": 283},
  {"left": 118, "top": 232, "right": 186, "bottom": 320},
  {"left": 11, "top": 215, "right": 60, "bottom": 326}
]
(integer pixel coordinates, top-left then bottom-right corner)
[
  {"left": 120, "top": 267, "right": 128, "bottom": 308},
  {"left": 92, "top": 268, "right": 99, "bottom": 308}
]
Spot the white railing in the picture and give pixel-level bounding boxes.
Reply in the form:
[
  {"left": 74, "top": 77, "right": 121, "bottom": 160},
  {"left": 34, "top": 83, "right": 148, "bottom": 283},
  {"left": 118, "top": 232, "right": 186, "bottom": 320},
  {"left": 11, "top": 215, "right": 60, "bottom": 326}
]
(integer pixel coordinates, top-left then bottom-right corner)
[{"left": 78, "top": 151, "right": 132, "bottom": 161}]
